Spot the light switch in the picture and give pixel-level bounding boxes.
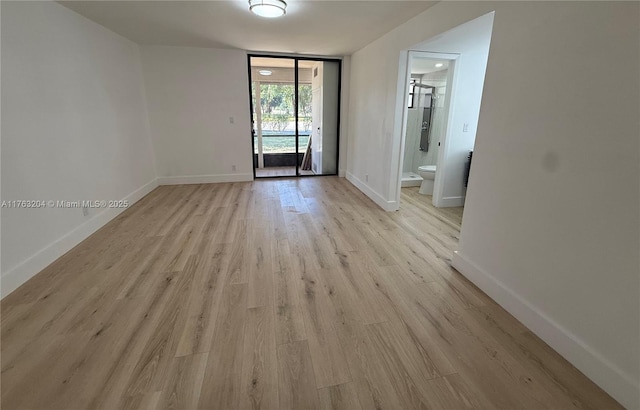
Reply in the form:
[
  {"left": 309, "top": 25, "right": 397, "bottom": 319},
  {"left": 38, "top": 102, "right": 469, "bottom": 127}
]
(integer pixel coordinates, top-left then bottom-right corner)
[{"left": 463, "top": 123, "right": 469, "bottom": 132}]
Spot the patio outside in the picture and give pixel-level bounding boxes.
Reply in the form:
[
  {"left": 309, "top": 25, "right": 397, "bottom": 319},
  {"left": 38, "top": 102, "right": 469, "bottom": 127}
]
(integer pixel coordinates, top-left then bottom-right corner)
[{"left": 253, "top": 82, "right": 312, "bottom": 154}]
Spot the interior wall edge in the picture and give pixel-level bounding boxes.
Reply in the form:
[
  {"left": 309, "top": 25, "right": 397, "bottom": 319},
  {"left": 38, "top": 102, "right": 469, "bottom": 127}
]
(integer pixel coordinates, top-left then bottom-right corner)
[
  {"left": 435, "top": 195, "right": 465, "bottom": 208},
  {"left": 346, "top": 172, "right": 398, "bottom": 212},
  {"left": 451, "top": 251, "right": 639, "bottom": 409},
  {"left": 339, "top": 55, "right": 351, "bottom": 177},
  {"left": 0, "top": 178, "right": 159, "bottom": 299}
]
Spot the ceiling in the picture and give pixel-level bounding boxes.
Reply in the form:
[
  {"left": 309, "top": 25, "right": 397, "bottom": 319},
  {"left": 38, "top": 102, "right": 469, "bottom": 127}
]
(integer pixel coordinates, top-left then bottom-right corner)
[
  {"left": 250, "top": 57, "right": 316, "bottom": 83},
  {"left": 59, "top": 1, "right": 438, "bottom": 55},
  {"left": 251, "top": 57, "right": 316, "bottom": 68},
  {"left": 411, "top": 58, "right": 449, "bottom": 75},
  {"left": 251, "top": 67, "right": 313, "bottom": 83}
]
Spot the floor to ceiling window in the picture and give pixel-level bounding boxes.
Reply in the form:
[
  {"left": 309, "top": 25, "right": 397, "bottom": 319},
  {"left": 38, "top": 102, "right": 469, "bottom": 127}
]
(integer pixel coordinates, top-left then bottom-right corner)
[{"left": 249, "top": 55, "right": 341, "bottom": 178}]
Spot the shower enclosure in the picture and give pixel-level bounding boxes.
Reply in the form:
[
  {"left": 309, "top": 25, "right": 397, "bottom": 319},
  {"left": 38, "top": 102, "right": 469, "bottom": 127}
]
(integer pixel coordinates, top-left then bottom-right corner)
[{"left": 401, "top": 68, "right": 448, "bottom": 187}]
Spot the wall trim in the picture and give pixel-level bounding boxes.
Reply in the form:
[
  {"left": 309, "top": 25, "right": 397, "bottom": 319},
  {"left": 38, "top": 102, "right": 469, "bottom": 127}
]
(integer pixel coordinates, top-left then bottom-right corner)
[
  {"left": 451, "top": 251, "right": 638, "bottom": 409},
  {"left": 157, "top": 173, "right": 253, "bottom": 185},
  {"left": 346, "top": 172, "right": 398, "bottom": 211},
  {"left": 435, "top": 195, "right": 465, "bottom": 207},
  {"left": 1, "top": 178, "right": 159, "bottom": 299}
]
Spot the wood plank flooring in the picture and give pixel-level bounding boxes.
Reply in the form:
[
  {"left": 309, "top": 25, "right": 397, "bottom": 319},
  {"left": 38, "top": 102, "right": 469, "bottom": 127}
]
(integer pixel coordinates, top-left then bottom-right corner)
[
  {"left": 1, "top": 178, "right": 622, "bottom": 409},
  {"left": 255, "top": 167, "right": 314, "bottom": 178}
]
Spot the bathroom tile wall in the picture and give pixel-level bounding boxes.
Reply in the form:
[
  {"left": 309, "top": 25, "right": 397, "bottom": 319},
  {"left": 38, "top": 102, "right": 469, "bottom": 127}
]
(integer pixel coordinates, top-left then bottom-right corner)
[{"left": 403, "top": 69, "right": 448, "bottom": 173}]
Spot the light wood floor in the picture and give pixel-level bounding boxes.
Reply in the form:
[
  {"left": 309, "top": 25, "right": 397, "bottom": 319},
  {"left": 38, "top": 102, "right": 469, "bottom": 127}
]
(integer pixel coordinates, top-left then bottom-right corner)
[
  {"left": 1, "top": 178, "right": 621, "bottom": 409},
  {"left": 255, "top": 166, "right": 314, "bottom": 177}
]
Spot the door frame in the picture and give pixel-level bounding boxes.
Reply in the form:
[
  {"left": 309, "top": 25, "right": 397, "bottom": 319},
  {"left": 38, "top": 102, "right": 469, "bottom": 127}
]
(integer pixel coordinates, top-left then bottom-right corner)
[
  {"left": 247, "top": 53, "right": 342, "bottom": 179},
  {"left": 394, "top": 50, "right": 460, "bottom": 207}
]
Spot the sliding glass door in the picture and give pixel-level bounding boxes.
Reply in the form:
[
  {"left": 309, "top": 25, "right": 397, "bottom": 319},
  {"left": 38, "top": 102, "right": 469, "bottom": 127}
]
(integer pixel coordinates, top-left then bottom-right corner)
[
  {"left": 250, "top": 57, "right": 296, "bottom": 177},
  {"left": 249, "top": 55, "right": 340, "bottom": 178},
  {"left": 297, "top": 59, "right": 340, "bottom": 176}
]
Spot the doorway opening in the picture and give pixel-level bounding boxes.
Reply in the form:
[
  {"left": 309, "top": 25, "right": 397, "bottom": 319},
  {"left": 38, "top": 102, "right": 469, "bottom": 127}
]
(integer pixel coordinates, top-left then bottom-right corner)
[
  {"left": 399, "top": 52, "right": 458, "bottom": 207},
  {"left": 401, "top": 53, "right": 455, "bottom": 192},
  {"left": 393, "top": 12, "right": 494, "bottom": 213},
  {"left": 248, "top": 55, "right": 341, "bottom": 178}
]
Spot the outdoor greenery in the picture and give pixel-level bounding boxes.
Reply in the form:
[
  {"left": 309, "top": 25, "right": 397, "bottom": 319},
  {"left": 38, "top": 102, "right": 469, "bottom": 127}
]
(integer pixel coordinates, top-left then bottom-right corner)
[
  {"left": 254, "top": 135, "right": 310, "bottom": 154},
  {"left": 253, "top": 82, "right": 312, "bottom": 132}
]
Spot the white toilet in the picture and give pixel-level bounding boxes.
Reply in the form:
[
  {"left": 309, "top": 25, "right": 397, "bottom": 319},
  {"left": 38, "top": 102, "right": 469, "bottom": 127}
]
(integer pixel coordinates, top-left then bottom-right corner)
[{"left": 417, "top": 165, "right": 437, "bottom": 195}]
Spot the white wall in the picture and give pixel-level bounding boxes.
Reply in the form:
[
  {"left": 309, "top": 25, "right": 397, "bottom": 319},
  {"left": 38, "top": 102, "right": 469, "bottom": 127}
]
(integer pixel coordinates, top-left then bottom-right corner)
[
  {"left": 346, "top": 2, "right": 640, "bottom": 408},
  {"left": 338, "top": 56, "right": 350, "bottom": 177},
  {"left": 139, "top": 46, "right": 253, "bottom": 184},
  {"left": 1, "top": 1, "right": 157, "bottom": 297}
]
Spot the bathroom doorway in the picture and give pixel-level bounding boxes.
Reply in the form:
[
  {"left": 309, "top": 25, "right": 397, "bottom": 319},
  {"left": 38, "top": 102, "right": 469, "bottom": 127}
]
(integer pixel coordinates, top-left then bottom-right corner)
[
  {"left": 392, "top": 13, "right": 494, "bottom": 212},
  {"left": 399, "top": 51, "right": 457, "bottom": 206}
]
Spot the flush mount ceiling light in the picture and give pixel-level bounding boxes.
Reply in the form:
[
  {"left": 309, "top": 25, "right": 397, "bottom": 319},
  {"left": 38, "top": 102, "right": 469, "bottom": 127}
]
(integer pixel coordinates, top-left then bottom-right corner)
[
  {"left": 259, "top": 70, "right": 273, "bottom": 76},
  {"left": 435, "top": 63, "right": 444, "bottom": 68},
  {"left": 249, "top": 0, "right": 287, "bottom": 18}
]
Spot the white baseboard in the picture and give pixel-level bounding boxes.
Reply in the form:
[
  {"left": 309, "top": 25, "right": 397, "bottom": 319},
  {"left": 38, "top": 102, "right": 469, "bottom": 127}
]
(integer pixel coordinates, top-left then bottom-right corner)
[
  {"left": 157, "top": 173, "right": 253, "bottom": 185},
  {"left": 451, "top": 251, "right": 638, "bottom": 409},
  {"left": 338, "top": 169, "right": 346, "bottom": 178},
  {"left": 436, "top": 195, "right": 465, "bottom": 207},
  {"left": 346, "top": 172, "right": 398, "bottom": 211},
  {"left": 1, "top": 179, "right": 159, "bottom": 299}
]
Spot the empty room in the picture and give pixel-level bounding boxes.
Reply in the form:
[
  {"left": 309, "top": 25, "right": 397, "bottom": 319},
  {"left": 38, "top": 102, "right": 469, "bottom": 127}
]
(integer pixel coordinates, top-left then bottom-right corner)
[{"left": 1, "top": 1, "right": 638, "bottom": 409}]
